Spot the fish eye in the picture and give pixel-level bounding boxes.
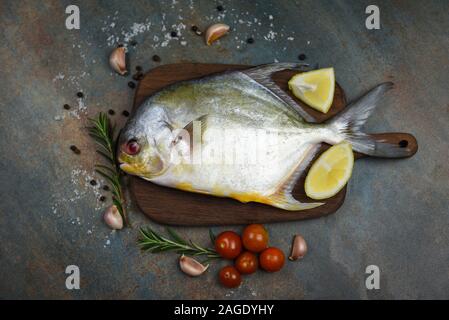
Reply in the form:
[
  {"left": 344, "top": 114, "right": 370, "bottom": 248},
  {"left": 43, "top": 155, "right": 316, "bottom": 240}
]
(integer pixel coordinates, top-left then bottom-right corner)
[{"left": 123, "top": 139, "right": 140, "bottom": 155}]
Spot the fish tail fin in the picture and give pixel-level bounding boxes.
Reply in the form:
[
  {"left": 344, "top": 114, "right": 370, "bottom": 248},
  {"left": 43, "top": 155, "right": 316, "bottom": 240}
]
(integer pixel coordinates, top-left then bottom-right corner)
[{"left": 329, "top": 82, "right": 410, "bottom": 158}]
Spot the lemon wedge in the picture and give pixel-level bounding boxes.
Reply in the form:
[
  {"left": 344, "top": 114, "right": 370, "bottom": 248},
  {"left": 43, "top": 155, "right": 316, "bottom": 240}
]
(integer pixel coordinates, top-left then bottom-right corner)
[
  {"left": 305, "top": 142, "right": 354, "bottom": 200},
  {"left": 288, "top": 67, "right": 335, "bottom": 113}
]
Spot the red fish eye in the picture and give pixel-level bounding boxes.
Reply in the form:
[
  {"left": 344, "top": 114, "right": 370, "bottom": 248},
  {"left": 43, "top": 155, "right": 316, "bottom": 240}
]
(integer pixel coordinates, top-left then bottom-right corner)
[{"left": 124, "top": 139, "right": 140, "bottom": 155}]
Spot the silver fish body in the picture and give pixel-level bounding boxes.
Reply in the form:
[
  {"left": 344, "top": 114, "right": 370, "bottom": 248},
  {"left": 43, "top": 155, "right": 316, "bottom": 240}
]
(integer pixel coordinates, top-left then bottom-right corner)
[{"left": 118, "top": 63, "right": 408, "bottom": 210}]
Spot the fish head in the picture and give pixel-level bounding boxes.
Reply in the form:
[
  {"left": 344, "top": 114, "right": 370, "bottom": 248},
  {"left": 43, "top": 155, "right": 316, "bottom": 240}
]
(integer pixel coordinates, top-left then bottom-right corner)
[{"left": 117, "top": 108, "right": 172, "bottom": 179}]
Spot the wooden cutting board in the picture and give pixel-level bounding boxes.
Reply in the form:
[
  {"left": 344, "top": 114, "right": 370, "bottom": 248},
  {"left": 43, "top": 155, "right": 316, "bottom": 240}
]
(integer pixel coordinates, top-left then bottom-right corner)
[{"left": 129, "top": 63, "right": 417, "bottom": 226}]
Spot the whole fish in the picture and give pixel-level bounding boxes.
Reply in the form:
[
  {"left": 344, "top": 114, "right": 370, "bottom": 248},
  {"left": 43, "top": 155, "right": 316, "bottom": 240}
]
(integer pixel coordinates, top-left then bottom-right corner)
[{"left": 118, "top": 63, "right": 408, "bottom": 211}]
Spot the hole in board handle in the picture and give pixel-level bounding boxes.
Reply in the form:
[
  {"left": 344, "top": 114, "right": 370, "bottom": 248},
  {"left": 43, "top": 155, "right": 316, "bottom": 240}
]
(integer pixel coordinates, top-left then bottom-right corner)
[{"left": 399, "top": 140, "right": 408, "bottom": 148}]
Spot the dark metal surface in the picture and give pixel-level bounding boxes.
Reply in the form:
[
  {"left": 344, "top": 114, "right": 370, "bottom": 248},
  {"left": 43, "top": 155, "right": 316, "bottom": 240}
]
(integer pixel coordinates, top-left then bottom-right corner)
[{"left": 0, "top": 0, "right": 448, "bottom": 299}]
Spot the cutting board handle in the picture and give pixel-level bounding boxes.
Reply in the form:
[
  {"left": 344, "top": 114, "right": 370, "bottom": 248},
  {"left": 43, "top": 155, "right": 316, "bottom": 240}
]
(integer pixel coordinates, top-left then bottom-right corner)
[{"left": 356, "top": 132, "right": 418, "bottom": 159}]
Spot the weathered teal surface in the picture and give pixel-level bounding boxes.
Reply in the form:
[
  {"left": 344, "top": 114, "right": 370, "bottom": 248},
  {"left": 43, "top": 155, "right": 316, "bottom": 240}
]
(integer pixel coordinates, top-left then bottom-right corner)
[{"left": 0, "top": 0, "right": 448, "bottom": 299}]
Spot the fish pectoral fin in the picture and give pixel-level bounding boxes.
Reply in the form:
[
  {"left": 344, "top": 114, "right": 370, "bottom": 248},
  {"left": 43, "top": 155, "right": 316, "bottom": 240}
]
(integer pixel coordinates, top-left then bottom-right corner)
[
  {"left": 267, "top": 193, "right": 323, "bottom": 211},
  {"left": 242, "top": 63, "right": 317, "bottom": 123},
  {"left": 174, "top": 115, "right": 210, "bottom": 155},
  {"left": 183, "top": 114, "right": 209, "bottom": 138}
]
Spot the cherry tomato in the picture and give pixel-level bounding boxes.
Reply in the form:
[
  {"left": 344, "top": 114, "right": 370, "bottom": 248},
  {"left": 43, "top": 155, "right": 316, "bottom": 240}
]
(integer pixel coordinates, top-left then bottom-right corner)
[
  {"left": 235, "top": 251, "right": 258, "bottom": 275},
  {"left": 219, "top": 266, "right": 242, "bottom": 288},
  {"left": 215, "top": 231, "right": 242, "bottom": 259},
  {"left": 242, "top": 224, "right": 269, "bottom": 253},
  {"left": 259, "top": 247, "right": 285, "bottom": 272}
]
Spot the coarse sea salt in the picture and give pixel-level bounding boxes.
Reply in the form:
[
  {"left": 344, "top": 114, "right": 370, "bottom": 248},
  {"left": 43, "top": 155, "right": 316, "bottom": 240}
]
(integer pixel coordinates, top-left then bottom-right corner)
[
  {"left": 52, "top": 73, "right": 65, "bottom": 82},
  {"left": 264, "top": 30, "right": 278, "bottom": 41},
  {"left": 51, "top": 168, "right": 106, "bottom": 217}
]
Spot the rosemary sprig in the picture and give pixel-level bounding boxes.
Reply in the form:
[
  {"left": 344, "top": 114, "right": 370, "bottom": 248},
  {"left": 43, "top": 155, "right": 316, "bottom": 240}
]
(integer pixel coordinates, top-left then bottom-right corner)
[
  {"left": 138, "top": 227, "right": 220, "bottom": 260},
  {"left": 88, "top": 112, "right": 128, "bottom": 226}
]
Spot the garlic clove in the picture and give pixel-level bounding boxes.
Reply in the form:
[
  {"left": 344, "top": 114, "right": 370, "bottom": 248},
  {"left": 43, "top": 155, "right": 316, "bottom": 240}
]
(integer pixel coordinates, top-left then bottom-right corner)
[
  {"left": 109, "top": 47, "right": 127, "bottom": 75},
  {"left": 179, "top": 255, "right": 209, "bottom": 277},
  {"left": 103, "top": 205, "right": 123, "bottom": 230},
  {"left": 289, "top": 235, "right": 307, "bottom": 261},
  {"left": 205, "top": 23, "right": 230, "bottom": 45}
]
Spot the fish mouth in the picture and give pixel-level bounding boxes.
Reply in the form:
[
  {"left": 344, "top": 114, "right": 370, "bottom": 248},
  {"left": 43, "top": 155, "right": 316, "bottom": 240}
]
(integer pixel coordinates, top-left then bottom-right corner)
[
  {"left": 117, "top": 153, "right": 140, "bottom": 175},
  {"left": 118, "top": 157, "right": 166, "bottom": 178},
  {"left": 119, "top": 163, "right": 139, "bottom": 175},
  {"left": 117, "top": 147, "right": 169, "bottom": 178}
]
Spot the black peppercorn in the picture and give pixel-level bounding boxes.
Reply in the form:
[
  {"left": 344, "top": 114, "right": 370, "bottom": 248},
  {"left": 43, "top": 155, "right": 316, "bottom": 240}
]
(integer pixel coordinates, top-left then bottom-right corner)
[
  {"left": 170, "top": 31, "right": 177, "bottom": 37},
  {"left": 247, "top": 37, "right": 254, "bottom": 44},
  {"left": 63, "top": 104, "right": 70, "bottom": 110},
  {"left": 70, "top": 145, "right": 81, "bottom": 154},
  {"left": 130, "top": 40, "right": 137, "bottom": 46},
  {"left": 133, "top": 72, "right": 143, "bottom": 81},
  {"left": 122, "top": 110, "right": 130, "bottom": 117},
  {"left": 90, "top": 180, "right": 97, "bottom": 186},
  {"left": 108, "top": 109, "right": 115, "bottom": 115},
  {"left": 99, "top": 196, "right": 106, "bottom": 202},
  {"left": 76, "top": 92, "right": 84, "bottom": 98},
  {"left": 103, "top": 185, "right": 110, "bottom": 191},
  {"left": 152, "top": 55, "right": 161, "bottom": 62},
  {"left": 298, "top": 53, "right": 306, "bottom": 61},
  {"left": 192, "top": 25, "right": 202, "bottom": 36},
  {"left": 217, "top": 5, "right": 224, "bottom": 11},
  {"left": 135, "top": 65, "right": 143, "bottom": 72},
  {"left": 128, "top": 81, "right": 136, "bottom": 89}
]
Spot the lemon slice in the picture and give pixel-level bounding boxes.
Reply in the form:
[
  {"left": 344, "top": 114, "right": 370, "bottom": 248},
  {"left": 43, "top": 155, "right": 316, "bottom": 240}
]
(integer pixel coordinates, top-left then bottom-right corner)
[
  {"left": 288, "top": 67, "right": 335, "bottom": 113},
  {"left": 305, "top": 142, "right": 354, "bottom": 200}
]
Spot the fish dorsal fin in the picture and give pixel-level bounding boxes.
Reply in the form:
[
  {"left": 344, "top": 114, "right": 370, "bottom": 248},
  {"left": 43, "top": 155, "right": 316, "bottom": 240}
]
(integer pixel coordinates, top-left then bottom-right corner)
[
  {"left": 243, "top": 63, "right": 317, "bottom": 123},
  {"left": 267, "top": 144, "right": 323, "bottom": 211}
]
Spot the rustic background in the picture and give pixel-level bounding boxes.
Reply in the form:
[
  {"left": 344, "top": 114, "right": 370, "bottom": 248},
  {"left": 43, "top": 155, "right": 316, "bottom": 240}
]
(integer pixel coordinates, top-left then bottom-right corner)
[{"left": 0, "top": 0, "right": 448, "bottom": 299}]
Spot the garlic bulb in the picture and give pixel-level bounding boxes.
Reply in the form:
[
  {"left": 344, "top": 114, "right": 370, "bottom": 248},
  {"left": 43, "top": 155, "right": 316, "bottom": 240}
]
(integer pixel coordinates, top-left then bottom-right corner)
[
  {"left": 179, "top": 255, "right": 209, "bottom": 276},
  {"left": 205, "top": 23, "right": 230, "bottom": 45},
  {"left": 103, "top": 205, "right": 123, "bottom": 230},
  {"left": 289, "top": 235, "right": 307, "bottom": 261},
  {"left": 109, "top": 47, "right": 127, "bottom": 75}
]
